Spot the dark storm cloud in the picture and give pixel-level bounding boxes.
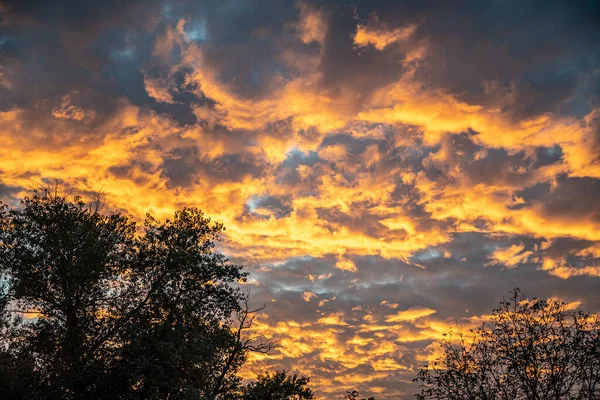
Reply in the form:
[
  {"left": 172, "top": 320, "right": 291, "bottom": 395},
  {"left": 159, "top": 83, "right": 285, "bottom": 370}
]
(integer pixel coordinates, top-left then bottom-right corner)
[
  {"left": 0, "top": 181, "right": 21, "bottom": 200},
  {"left": 0, "top": 0, "right": 159, "bottom": 99},
  {"left": 344, "top": 0, "right": 600, "bottom": 118},
  {"left": 243, "top": 194, "right": 293, "bottom": 219},
  {"left": 1, "top": 0, "right": 156, "bottom": 28},
  {"left": 3, "top": 0, "right": 598, "bottom": 122},
  {"left": 538, "top": 177, "right": 600, "bottom": 222},
  {"left": 424, "top": 132, "right": 564, "bottom": 188},
  {"left": 161, "top": 147, "right": 268, "bottom": 187},
  {"left": 317, "top": 3, "right": 409, "bottom": 109},
  {"left": 587, "top": 113, "right": 600, "bottom": 162}
]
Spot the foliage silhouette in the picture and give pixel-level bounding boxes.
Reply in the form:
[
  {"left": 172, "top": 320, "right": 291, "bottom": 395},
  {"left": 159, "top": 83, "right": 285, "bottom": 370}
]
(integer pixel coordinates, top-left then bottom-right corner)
[
  {"left": 0, "top": 190, "right": 304, "bottom": 399},
  {"left": 414, "top": 288, "right": 600, "bottom": 400},
  {"left": 242, "top": 370, "right": 314, "bottom": 399},
  {"left": 345, "top": 389, "right": 376, "bottom": 400}
]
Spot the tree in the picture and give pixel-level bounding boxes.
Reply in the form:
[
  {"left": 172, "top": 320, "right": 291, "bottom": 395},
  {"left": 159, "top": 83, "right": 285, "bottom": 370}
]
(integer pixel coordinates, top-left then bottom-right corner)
[
  {"left": 414, "top": 288, "right": 600, "bottom": 400},
  {"left": 0, "top": 190, "right": 290, "bottom": 399},
  {"left": 345, "top": 390, "right": 376, "bottom": 400},
  {"left": 242, "top": 370, "right": 314, "bottom": 400},
  {"left": 0, "top": 191, "right": 140, "bottom": 399}
]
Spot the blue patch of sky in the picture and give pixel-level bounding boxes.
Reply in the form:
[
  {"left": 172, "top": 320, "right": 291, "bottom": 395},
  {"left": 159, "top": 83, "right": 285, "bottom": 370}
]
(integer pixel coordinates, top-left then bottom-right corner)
[
  {"left": 184, "top": 19, "right": 208, "bottom": 42},
  {"left": 283, "top": 147, "right": 319, "bottom": 168},
  {"left": 411, "top": 248, "right": 443, "bottom": 263},
  {"left": 245, "top": 195, "right": 261, "bottom": 213},
  {"left": 266, "top": 255, "right": 315, "bottom": 269},
  {"left": 112, "top": 47, "right": 135, "bottom": 62}
]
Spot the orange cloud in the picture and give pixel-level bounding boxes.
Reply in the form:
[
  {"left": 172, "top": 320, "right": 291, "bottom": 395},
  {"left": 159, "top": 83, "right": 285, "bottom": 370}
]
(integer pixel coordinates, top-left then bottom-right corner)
[
  {"left": 385, "top": 307, "right": 437, "bottom": 323},
  {"left": 335, "top": 257, "right": 358, "bottom": 272},
  {"left": 354, "top": 20, "right": 417, "bottom": 51},
  {"left": 294, "top": 2, "right": 327, "bottom": 45},
  {"left": 538, "top": 242, "right": 600, "bottom": 279},
  {"left": 302, "top": 291, "right": 318, "bottom": 302},
  {"left": 52, "top": 94, "right": 94, "bottom": 122},
  {"left": 143, "top": 73, "right": 175, "bottom": 104},
  {"left": 486, "top": 243, "right": 533, "bottom": 268}
]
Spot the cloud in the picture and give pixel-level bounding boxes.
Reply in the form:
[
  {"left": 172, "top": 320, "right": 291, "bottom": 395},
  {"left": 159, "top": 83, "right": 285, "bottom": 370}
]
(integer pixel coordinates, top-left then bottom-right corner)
[
  {"left": 0, "top": 65, "right": 12, "bottom": 88},
  {"left": 354, "top": 16, "right": 417, "bottom": 51},
  {"left": 385, "top": 307, "right": 436, "bottom": 323},
  {"left": 143, "top": 73, "right": 175, "bottom": 104},
  {"left": 302, "top": 291, "right": 317, "bottom": 302},
  {"left": 51, "top": 94, "right": 95, "bottom": 122},
  {"left": 294, "top": 1, "right": 327, "bottom": 45},
  {"left": 537, "top": 240, "right": 600, "bottom": 279},
  {"left": 486, "top": 243, "right": 532, "bottom": 268},
  {"left": 336, "top": 257, "right": 357, "bottom": 272}
]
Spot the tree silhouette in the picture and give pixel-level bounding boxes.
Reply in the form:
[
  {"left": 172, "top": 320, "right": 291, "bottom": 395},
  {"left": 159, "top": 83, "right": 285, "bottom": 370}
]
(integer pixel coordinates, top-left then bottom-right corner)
[
  {"left": 243, "top": 370, "right": 314, "bottom": 399},
  {"left": 0, "top": 190, "right": 294, "bottom": 399},
  {"left": 414, "top": 288, "right": 600, "bottom": 400},
  {"left": 345, "top": 390, "right": 376, "bottom": 400}
]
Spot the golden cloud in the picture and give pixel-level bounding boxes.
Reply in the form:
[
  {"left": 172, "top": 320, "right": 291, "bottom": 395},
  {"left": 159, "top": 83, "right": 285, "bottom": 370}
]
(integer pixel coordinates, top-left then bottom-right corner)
[{"left": 354, "top": 20, "right": 417, "bottom": 51}]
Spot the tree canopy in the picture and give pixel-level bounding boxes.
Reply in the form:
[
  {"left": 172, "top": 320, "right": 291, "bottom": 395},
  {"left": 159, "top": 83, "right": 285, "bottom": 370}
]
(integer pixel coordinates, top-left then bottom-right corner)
[
  {"left": 242, "top": 371, "right": 314, "bottom": 400},
  {"left": 415, "top": 289, "right": 600, "bottom": 400},
  {"left": 0, "top": 190, "right": 309, "bottom": 399}
]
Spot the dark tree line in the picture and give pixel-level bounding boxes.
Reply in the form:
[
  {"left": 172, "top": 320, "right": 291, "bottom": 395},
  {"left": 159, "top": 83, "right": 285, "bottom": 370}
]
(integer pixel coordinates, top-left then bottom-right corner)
[
  {"left": 415, "top": 289, "right": 600, "bottom": 400},
  {"left": 0, "top": 191, "right": 314, "bottom": 399}
]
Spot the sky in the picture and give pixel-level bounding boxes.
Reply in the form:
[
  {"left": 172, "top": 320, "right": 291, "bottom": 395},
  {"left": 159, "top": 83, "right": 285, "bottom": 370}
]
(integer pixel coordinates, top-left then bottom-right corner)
[{"left": 1, "top": 0, "right": 600, "bottom": 398}]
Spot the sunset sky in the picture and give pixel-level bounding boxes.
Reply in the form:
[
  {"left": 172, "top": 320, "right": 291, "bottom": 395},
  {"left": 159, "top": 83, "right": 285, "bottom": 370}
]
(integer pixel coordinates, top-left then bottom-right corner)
[{"left": 1, "top": 0, "right": 600, "bottom": 398}]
